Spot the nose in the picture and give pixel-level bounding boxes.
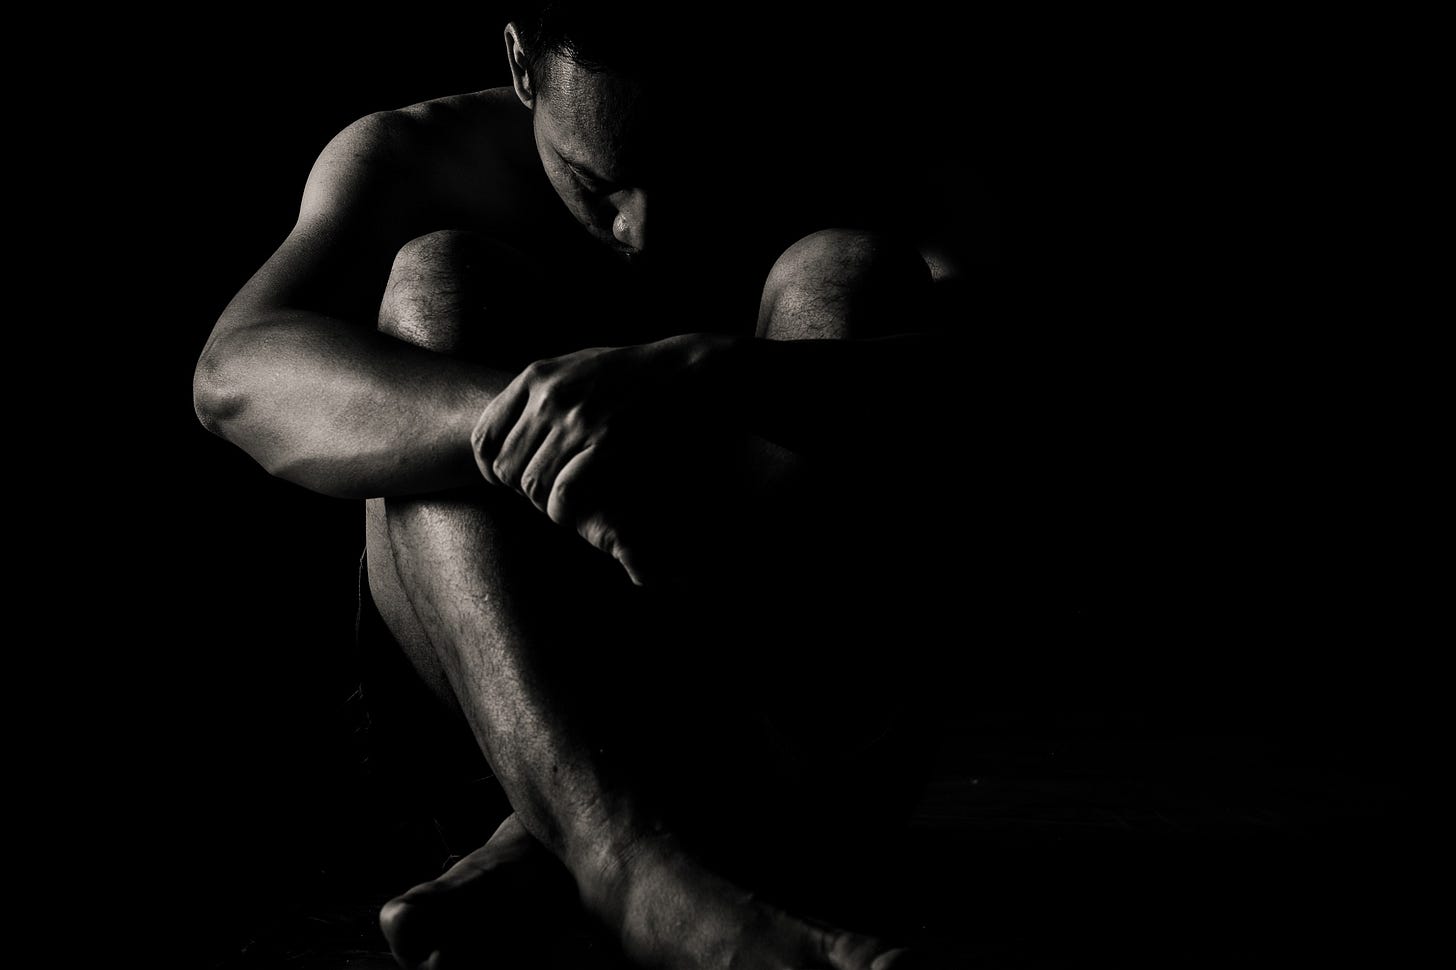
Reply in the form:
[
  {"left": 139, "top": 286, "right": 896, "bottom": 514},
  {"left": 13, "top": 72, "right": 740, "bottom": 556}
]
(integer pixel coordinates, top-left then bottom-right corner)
[{"left": 611, "top": 188, "right": 647, "bottom": 253}]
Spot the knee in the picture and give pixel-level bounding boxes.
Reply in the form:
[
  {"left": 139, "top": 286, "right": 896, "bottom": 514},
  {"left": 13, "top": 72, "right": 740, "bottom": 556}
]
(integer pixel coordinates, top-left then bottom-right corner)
[
  {"left": 379, "top": 230, "right": 542, "bottom": 354},
  {"left": 757, "top": 228, "right": 931, "bottom": 341}
]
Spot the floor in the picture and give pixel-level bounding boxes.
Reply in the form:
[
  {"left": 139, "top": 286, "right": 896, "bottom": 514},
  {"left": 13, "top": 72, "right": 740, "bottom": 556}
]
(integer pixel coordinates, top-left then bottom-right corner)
[{"left": 210, "top": 712, "right": 1414, "bottom": 969}]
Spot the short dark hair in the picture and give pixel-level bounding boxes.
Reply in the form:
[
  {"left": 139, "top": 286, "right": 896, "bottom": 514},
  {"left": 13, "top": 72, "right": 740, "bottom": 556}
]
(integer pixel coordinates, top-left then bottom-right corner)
[{"left": 512, "top": 2, "right": 650, "bottom": 84}]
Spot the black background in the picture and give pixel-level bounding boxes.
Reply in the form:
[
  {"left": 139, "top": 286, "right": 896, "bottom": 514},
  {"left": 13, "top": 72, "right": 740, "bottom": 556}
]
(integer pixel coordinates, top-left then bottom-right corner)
[
  {"left": 91, "top": 13, "right": 530, "bottom": 955},
  {"left": 59, "top": 5, "right": 1419, "bottom": 964}
]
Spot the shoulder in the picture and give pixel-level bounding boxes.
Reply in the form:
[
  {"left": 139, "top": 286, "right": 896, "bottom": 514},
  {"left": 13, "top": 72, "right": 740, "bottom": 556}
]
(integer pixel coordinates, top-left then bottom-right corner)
[
  {"left": 301, "top": 88, "right": 536, "bottom": 227},
  {"left": 318, "top": 87, "right": 526, "bottom": 167}
]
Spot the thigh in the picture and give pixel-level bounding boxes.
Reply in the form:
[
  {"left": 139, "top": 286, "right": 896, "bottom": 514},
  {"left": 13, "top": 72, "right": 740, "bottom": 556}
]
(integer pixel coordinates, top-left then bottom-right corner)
[
  {"left": 366, "top": 229, "right": 680, "bottom": 704},
  {"left": 381, "top": 229, "right": 679, "bottom": 372}
]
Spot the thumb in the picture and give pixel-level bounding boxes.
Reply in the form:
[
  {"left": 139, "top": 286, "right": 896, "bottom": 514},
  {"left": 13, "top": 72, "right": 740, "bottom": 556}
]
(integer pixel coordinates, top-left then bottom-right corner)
[{"left": 615, "top": 544, "right": 653, "bottom": 587}]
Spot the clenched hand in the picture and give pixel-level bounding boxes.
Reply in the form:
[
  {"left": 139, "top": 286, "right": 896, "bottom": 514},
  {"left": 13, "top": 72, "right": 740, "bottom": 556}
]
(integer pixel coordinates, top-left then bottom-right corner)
[{"left": 470, "top": 333, "right": 731, "bottom": 584}]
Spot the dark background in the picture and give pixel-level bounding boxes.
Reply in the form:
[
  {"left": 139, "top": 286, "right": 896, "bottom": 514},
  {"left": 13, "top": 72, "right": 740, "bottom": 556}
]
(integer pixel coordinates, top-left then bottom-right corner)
[
  {"left": 69, "top": 6, "right": 1419, "bottom": 965},
  {"left": 93, "top": 14, "right": 523, "bottom": 957}
]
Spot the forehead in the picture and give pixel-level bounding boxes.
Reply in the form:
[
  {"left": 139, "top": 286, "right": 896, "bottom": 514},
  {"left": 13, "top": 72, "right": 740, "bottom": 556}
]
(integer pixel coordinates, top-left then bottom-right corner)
[{"left": 539, "top": 57, "right": 648, "bottom": 168}]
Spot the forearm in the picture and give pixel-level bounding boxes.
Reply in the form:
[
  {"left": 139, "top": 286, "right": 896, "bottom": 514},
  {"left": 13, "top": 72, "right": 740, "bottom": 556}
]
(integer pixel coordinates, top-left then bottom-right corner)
[{"left": 195, "top": 310, "right": 510, "bottom": 498}]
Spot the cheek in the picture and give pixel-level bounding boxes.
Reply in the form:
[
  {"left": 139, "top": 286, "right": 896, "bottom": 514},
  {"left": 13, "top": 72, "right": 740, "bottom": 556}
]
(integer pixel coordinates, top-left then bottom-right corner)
[
  {"left": 545, "top": 169, "right": 612, "bottom": 232},
  {"left": 533, "top": 131, "right": 618, "bottom": 237}
]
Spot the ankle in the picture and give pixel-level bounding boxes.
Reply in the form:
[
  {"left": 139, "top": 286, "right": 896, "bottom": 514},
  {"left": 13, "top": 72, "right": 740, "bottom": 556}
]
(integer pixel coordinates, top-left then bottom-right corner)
[{"left": 565, "top": 819, "right": 678, "bottom": 914}]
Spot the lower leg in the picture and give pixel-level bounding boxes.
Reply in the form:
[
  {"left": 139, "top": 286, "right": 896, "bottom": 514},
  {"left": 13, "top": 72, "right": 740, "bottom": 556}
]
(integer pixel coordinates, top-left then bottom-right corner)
[
  {"left": 737, "top": 226, "right": 945, "bottom": 838},
  {"left": 381, "top": 475, "right": 911, "bottom": 970},
  {"left": 368, "top": 235, "right": 631, "bottom": 963},
  {"left": 371, "top": 231, "right": 914, "bottom": 969}
]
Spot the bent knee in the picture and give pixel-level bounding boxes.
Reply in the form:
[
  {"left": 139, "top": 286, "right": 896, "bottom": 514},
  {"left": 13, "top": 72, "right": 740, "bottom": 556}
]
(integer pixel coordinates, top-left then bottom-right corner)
[
  {"left": 379, "top": 230, "right": 543, "bottom": 354},
  {"left": 757, "top": 228, "right": 931, "bottom": 341}
]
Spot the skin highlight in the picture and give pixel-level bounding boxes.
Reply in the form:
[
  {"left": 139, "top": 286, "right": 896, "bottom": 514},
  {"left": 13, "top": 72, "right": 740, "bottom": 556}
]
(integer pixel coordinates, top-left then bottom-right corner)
[{"left": 195, "top": 18, "right": 972, "bottom": 969}]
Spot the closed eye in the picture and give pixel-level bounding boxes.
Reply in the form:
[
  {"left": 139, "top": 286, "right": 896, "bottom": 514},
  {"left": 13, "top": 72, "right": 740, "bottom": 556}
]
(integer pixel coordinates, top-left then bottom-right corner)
[{"left": 567, "top": 162, "right": 618, "bottom": 196}]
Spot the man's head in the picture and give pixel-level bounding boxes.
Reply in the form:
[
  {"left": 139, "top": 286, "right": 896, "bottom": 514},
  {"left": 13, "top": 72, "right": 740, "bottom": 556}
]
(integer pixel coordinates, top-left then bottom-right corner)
[{"left": 506, "top": 3, "right": 650, "bottom": 256}]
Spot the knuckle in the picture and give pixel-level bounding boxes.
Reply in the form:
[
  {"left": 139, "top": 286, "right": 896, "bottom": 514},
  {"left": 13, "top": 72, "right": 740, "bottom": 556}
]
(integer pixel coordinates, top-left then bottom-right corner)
[
  {"left": 591, "top": 522, "right": 617, "bottom": 553},
  {"left": 551, "top": 475, "right": 575, "bottom": 508},
  {"left": 526, "top": 357, "right": 560, "bottom": 381}
]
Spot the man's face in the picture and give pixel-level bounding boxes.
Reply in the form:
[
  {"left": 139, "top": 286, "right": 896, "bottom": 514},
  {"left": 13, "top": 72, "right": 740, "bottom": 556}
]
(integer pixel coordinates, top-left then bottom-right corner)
[{"left": 532, "top": 57, "right": 649, "bottom": 257}]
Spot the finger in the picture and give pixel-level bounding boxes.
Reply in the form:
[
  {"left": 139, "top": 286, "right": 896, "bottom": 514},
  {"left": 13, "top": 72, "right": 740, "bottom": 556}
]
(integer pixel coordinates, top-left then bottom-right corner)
[
  {"left": 548, "top": 448, "right": 654, "bottom": 585},
  {"left": 547, "top": 449, "right": 625, "bottom": 561},
  {"left": 519, "top": 426, "right": 577, "bottom": 513},
  {"left": 575, "top": 510, "right": 636, "bottom": 579},
  {"left": 491, "top": 397, "right": 556, "bottom": 494},
  {"left": 615, "top": 543, "right": 652, "bottom": 587},
  {"left": 546, "top": 445, "right": 599, "bottom": 529},
  {"left": 588, "top": 515, "right": 653, "bottom": 586},
  {"left": 470, "top": 374, "right": 532, "bottom": 487}
]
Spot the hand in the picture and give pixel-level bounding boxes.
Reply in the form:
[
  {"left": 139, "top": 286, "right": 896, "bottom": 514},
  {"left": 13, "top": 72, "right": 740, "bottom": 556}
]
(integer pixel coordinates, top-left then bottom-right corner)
[{"left": 470, "top": 334, "right": 732, "bottom": 584}]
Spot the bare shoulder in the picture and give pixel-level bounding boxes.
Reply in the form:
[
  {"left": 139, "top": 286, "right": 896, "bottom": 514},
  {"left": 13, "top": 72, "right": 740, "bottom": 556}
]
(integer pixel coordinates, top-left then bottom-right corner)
[
  {"left": 222, "top": 88, "right": 549, "bottom": 325},
  {"left": 301, "top": 87, "right": 542, "bottom": 233},
  {"left": 391, "top": 86, "right": 535, "bottom": 168},
  {"left": 393, "top": 86, "right": 528, "bottom": 133}
]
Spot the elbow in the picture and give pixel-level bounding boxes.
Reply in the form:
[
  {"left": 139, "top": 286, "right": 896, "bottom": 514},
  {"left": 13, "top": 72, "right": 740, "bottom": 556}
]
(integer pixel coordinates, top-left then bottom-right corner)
[
  {"left": 193, "top": 336, "right": 246, "bottom": 438},
  {"left": 192, "top": 329, "right": 281, "bottom": 474},
  {"left": 192, "top": 322, "right": 377, "bottom": 499},
  {"left": 192, "top": 340, "right": 299, "bottom": 484}
]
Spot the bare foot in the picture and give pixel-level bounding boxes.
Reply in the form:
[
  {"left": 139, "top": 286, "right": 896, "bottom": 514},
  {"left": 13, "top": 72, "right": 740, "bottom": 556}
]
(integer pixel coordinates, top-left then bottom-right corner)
[
  {"left": 379, "top": 813, "right": 586, "bottom": 968},
  {"left": 382, "top": 814, "right": 916, "bottom": 970},
  {"left": 584, "top": 832, "right": 917, "bottom": 970}
]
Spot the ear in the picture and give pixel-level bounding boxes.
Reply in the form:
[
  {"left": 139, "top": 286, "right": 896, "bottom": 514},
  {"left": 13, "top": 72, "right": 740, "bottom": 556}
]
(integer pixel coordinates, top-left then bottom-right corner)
[{"left": 504, "top": 22, "right": 536, "bottom": 109}]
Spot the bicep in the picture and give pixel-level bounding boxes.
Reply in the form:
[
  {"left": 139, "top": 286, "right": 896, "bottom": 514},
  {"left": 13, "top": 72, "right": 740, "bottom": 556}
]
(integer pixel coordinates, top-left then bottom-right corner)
[{"left": 218, "top": 112, "right": 444, "bottom": 330}]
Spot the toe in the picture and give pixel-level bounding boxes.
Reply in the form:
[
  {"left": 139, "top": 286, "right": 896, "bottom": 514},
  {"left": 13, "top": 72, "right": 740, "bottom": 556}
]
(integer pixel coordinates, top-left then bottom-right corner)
[
  {"left": 869, "top": 947, "right": 919, "bottom": 970},
  {"left": 824, "top": 930, "right": 879, "bottom": 969},
  {"left": 825, "top": 931, "right": 919, "bottom": 970}
]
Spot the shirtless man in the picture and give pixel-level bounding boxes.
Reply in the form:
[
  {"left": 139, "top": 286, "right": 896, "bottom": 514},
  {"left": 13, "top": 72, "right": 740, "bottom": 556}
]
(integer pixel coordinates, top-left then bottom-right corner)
[{"left": 195, "top": 4, "right": 973, "bottom": 967}]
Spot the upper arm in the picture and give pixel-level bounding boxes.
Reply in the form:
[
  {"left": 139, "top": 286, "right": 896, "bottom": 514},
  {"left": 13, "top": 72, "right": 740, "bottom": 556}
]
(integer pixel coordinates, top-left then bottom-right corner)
[{"left": 212, "top": 110, "right": 447, "bottom": 337}]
